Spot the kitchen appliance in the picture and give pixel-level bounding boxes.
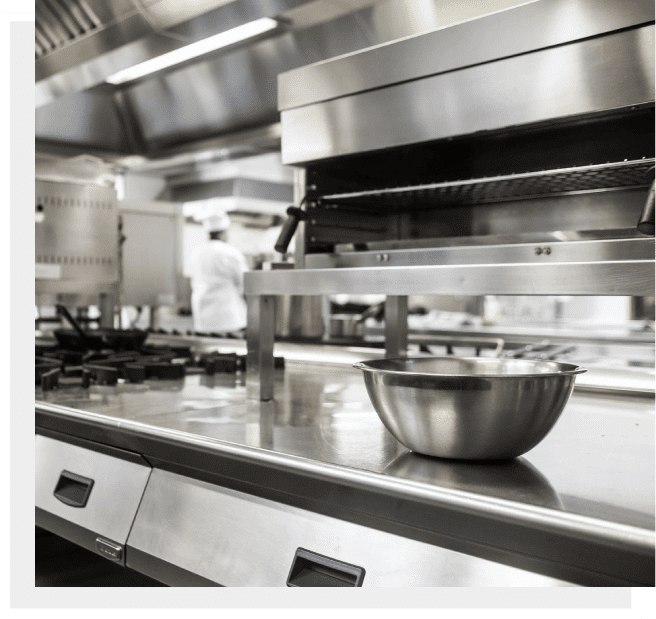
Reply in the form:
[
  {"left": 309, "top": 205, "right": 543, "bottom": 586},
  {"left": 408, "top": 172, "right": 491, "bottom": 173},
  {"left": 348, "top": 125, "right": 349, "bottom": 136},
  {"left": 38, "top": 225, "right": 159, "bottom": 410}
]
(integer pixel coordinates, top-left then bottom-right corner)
[
  {"left": 245, "top": 0, "right": 655, "bottom": 400},
  {"left": 353, "top": 357, "right": 587, "bottom": 460},
  {"left": 35, "top": 178, "right": 119, "bottom": 323}
]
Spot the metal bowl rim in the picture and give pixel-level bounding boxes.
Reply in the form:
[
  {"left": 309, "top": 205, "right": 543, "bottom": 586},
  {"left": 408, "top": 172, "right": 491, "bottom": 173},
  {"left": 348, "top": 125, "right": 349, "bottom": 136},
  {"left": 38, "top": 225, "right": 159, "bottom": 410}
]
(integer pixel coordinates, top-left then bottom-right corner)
[{"left": 353, "top": 356, "right": 588, "bottom": 378}]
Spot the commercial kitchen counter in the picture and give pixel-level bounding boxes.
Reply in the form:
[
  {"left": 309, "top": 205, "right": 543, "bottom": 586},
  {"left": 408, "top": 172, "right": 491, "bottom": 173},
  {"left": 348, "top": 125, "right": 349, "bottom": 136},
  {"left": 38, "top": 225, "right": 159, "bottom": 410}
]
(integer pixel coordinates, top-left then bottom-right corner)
[{"left": 35, "top": 338, "right": 655, "bottom": 587}]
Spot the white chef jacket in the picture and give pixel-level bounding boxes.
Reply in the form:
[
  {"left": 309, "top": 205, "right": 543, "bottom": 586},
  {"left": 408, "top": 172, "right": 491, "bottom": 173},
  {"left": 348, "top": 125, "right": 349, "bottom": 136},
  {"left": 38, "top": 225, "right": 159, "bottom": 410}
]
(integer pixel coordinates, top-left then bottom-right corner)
[{"left": 190, "top": 239, "right": 249, "bottom": 333}]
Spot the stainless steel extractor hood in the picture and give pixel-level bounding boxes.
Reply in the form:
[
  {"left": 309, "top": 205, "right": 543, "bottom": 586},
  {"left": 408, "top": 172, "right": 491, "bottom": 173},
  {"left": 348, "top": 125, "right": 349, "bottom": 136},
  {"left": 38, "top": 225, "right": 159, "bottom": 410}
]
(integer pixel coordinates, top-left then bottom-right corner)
[{"left": 35, "top": 0, "right": 533, "bottom": 165}]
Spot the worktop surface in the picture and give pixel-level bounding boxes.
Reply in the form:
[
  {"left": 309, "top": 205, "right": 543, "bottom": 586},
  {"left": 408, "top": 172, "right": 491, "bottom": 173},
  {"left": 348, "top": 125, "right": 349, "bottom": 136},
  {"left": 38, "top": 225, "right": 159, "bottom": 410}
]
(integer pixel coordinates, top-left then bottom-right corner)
[{"left": 35, "top": 338, "right": 655, "bottom": 536}]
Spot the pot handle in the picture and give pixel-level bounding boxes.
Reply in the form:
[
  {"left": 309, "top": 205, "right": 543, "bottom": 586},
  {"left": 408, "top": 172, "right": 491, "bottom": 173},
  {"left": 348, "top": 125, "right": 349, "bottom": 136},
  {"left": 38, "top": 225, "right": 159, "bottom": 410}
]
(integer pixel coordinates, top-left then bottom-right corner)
[{"left": 352, "top": 362, "right": 366, "bottom": 370}]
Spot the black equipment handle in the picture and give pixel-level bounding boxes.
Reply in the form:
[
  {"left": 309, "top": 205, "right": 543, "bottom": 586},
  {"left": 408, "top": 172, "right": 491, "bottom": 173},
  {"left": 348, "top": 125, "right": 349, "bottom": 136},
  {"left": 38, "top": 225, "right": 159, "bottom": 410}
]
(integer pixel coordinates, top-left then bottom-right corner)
[
  {"left": 53, "top": 470, "right": 94, "bottom": 508},
  {"left": 55, "top": 304, "right": 88, "bottom": 340},
  {"left": 637, "top": 179, "right": 655, "bottom": 236},
  {"left": 275, "top": 205, "right": 308, "bottom": 254},
  {"left": 286, "top": 548, "right": 365, "bottom": 587}
]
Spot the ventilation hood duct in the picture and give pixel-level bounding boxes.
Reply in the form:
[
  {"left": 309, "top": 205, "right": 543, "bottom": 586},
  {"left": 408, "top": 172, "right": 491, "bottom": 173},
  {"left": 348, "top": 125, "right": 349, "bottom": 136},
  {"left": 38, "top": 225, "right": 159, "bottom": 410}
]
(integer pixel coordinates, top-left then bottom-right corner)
[{"left": 126, "top": 151, "right": 294, "bottom": 216}]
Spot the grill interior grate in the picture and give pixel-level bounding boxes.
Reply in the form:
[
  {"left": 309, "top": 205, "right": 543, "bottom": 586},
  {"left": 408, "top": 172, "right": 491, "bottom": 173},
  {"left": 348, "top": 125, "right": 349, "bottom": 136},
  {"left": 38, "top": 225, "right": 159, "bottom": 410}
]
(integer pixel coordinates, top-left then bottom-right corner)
[{"left": 321, "top": 159, "right": 655, "bottom": 209}]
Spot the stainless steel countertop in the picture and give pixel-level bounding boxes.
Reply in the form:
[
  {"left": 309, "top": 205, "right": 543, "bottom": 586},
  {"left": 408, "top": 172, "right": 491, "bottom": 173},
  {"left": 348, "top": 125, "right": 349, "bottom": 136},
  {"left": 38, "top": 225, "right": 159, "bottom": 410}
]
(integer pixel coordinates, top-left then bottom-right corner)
[{"left": 35, "top": 339, "right": 655, "bottom": 539}]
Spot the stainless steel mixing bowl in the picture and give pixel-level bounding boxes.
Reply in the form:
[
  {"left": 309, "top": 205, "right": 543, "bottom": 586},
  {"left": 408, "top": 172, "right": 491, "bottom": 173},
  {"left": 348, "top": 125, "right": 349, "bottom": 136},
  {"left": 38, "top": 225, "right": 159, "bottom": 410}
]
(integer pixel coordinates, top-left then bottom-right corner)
[{"left": 353, "top": 357, "right": 587, "bottom": 460}]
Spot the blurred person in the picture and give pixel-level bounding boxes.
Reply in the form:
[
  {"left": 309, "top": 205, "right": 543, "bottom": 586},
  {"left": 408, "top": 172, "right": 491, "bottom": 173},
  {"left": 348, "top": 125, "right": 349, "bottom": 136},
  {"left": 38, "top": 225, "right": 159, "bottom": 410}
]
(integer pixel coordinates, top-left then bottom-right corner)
[{"left": 190, "top": 213, "right": 249, "bottom": 334}]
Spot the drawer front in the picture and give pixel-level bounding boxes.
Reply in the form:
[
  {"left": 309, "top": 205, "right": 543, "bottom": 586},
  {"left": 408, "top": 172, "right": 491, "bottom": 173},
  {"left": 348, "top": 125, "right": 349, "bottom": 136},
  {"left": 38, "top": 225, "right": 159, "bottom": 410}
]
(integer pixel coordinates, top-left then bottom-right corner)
[
  {"left": 35, "top": 435, "right": 151, "bottom": 544},
  {"left": 127, "top": 469, "right": 576, "bottom": 587}
]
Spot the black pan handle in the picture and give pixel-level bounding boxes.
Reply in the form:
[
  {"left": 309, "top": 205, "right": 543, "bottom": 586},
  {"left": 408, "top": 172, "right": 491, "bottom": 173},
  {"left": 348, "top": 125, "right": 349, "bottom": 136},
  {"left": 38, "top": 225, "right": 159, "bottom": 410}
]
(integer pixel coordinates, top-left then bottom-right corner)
[
  {"left": 54, "top": 470, "right": 94, "bottom": 508},
  {"left": 637, "top": 179, "right": 655, "bottom": 236},
  {"left": 275, "top": 206, "right": 308, "bottom": 254},
  {"left": 56, "top": 304, "right": 88, "bottom": 340}
]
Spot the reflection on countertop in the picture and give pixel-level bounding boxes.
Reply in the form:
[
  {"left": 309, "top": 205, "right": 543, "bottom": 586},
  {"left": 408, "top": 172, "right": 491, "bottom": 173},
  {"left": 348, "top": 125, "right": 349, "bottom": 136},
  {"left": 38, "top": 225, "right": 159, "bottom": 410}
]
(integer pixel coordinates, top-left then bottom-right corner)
[{"left": 383, "top": 452, "right": 564, "bottom": 511}]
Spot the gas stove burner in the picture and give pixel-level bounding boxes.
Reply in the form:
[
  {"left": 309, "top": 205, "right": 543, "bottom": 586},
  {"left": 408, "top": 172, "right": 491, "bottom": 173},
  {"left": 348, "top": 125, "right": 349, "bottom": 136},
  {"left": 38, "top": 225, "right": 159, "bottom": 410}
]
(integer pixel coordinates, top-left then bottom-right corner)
[{"left": 35, "top": 343, "right": 285, "bottom": 391}]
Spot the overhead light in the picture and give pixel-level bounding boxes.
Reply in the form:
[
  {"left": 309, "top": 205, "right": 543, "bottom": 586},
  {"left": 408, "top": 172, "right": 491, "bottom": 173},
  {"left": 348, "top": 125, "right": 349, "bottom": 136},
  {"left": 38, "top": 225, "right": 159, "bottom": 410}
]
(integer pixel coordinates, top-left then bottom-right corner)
[{"left": 106, "top": 17, "right": 280, "bottom": 85}]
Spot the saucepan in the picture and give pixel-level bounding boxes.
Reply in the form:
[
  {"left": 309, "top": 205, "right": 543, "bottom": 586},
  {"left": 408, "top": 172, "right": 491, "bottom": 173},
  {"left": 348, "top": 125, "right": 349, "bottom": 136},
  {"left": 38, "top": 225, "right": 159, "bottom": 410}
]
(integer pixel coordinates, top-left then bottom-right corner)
[{"left": 353, "top": 356, "right": 586, "bottom": 460}]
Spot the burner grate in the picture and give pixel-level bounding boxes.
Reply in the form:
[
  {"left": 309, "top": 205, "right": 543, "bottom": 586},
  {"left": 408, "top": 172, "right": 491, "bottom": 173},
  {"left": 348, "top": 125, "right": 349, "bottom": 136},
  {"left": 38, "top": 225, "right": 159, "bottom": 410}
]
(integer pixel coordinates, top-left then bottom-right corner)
[{"left": 36, "top": 343, "right": 285, "bottom": 391}]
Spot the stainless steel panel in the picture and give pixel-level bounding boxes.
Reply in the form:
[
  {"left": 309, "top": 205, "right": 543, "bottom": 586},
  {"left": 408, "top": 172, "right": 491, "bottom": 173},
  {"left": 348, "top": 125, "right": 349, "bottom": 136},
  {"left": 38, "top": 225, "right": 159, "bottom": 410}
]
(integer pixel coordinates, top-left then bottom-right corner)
[
  {"left": 35, "top": 180, "right": 119, "bottom": 296},
  {"left": 127, "top": 468, "right": 575, "bottom": 586},
  {"left": 305, "top": 237, "right": 655, "bottom": 269},
  {"left": 35, "top": 435, "right": 151, "bottom": 543},
  {"left": 281, "top": 26, "right": 655, "bottom": 163},
  {"left": 278, "top": 0, "right": 656, "bottom": 111},
  {"left": 244, "top": 261, "right": 655, "bottom": 296}
]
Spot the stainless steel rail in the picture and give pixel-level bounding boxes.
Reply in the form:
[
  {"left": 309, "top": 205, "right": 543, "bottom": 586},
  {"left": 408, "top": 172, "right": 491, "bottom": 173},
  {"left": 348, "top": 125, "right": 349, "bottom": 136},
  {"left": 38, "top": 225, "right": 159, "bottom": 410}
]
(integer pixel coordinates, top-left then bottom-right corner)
[
  {"left": 245, "top": 261, "right": 654, "bottom": 297},
  {"left": 305, "top": 237, "right": 654, "bottom": 270}
]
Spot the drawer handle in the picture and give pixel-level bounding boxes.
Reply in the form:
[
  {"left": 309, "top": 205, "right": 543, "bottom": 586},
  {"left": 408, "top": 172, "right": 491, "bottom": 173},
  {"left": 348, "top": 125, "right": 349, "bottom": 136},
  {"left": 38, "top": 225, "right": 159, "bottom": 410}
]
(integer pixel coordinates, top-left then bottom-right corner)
[
  {"left": 287, "top": 548, "right": 365, "bottom": 587},
  {"left": 53, "top": 470, "right": 94, "bottom": 508}
]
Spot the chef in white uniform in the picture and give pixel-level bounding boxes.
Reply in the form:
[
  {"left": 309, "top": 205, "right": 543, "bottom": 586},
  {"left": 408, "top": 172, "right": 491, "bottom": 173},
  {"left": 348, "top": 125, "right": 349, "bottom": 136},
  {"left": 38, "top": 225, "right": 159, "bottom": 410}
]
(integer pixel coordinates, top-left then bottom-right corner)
[{"left": 190, "top": 212, "right": 249, "bottom": 334}]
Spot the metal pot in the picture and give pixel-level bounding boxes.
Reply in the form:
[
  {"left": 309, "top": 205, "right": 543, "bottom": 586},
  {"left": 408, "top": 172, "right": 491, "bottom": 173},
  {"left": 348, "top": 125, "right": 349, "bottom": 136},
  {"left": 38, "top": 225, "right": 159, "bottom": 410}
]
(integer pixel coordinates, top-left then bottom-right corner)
[
  {"left": 274, "top": 295, "right": 324, "bottom": 339},
  {"left": 329, "top": 314, "right": 365, "bottom": 338},
  {"left": 353, "top": 356, "right": 586, "bottom": 460},
  {"left": 329, "top": 303, "right": 384, "bottom": 339}
]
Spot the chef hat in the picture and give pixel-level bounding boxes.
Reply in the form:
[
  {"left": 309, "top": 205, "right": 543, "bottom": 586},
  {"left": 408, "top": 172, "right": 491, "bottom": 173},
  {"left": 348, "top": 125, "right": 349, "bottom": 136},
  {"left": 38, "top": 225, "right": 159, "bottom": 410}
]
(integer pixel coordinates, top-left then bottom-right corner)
[{"left": 202, "top": 212, "right": 232, "bottom": 233}]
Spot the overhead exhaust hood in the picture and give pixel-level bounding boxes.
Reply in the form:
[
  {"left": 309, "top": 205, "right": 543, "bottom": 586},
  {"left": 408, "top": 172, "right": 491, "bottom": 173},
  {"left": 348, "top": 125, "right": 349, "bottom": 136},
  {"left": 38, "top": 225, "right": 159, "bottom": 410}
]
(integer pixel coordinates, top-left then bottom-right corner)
[
  {"left": 36, "top": 0, "right": 533, "bottom": 166},
  {"left": 173, "top": 151, "right": 293, "bottom": 217}
]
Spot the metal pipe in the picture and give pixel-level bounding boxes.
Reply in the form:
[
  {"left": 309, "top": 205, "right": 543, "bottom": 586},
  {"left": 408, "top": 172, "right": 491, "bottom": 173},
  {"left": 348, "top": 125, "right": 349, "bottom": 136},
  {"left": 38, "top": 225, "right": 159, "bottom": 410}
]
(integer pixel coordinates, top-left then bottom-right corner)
[
  {"left": 385, "top": 295, "right": 408, "bottom": 358},
  {"left": 98, "top": 293, "right": 115, "bottom": 329}
]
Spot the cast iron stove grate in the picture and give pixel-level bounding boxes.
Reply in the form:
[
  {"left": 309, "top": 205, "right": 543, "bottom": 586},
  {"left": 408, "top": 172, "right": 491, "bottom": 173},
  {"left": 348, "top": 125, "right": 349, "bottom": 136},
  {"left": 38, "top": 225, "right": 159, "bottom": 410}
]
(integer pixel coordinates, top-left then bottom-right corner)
[{"left": 35, "top": 344, "right": 285, "bottom": 391}]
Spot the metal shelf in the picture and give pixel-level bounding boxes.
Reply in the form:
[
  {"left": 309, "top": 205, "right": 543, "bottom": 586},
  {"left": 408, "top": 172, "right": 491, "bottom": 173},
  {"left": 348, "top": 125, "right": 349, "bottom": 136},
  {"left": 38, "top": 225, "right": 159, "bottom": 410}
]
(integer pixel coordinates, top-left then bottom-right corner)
[{"left": 321, "top": 159, "right": 655, "bottom": 208}]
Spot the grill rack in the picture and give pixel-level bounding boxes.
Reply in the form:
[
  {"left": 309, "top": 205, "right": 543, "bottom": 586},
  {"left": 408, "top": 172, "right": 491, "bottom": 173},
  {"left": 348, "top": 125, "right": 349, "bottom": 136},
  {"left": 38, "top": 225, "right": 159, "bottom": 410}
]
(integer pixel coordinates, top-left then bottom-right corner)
[{"left": 321, "top": 159, "right": 655, "bottom": 208}]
